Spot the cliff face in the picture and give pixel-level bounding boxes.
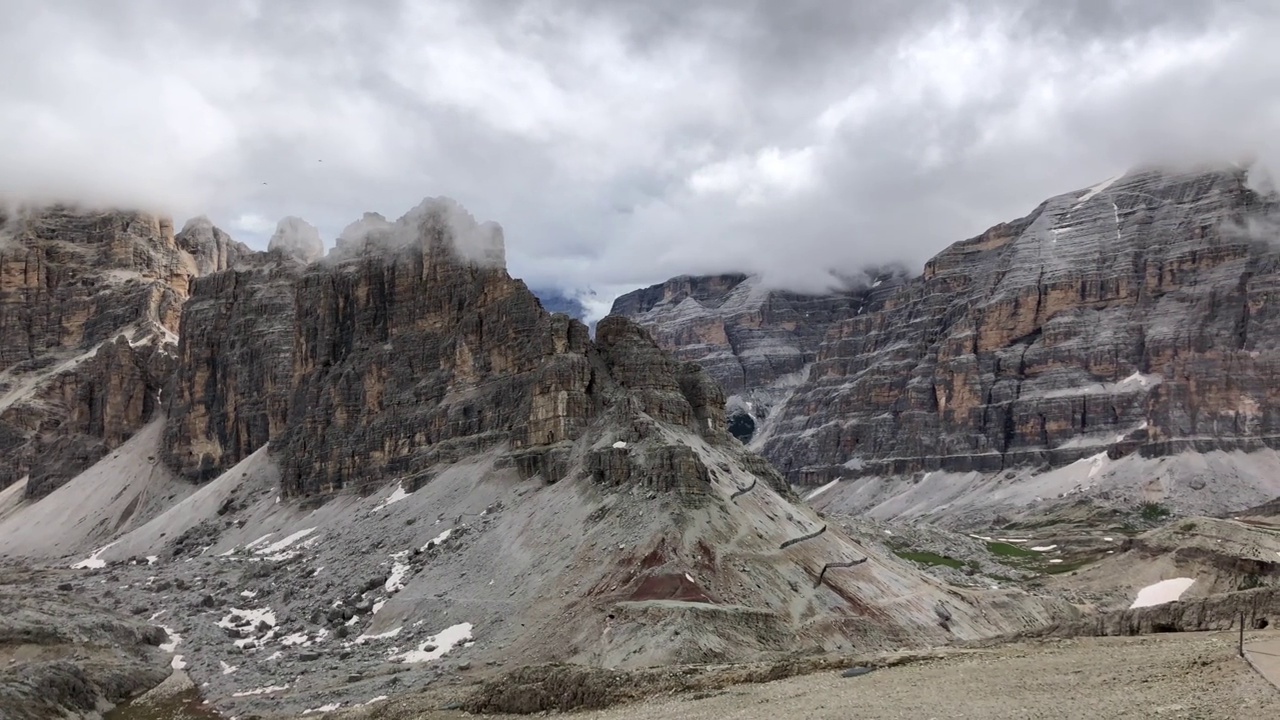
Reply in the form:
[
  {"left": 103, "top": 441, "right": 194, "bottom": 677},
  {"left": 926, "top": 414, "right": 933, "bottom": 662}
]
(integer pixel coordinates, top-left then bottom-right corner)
[
  {"left": 610, "top": 270, "right": 906, "bottom": 443},
  {"left": 273, "top": 199, "right": 732, "bottom": 496},
  {"left": 162, "top": 250, "right": 305, "bottom": 481},
  {"left": 0, "top": 206, "right": 246, "bottom": 495},
  {"left": 754, "top": 166, "right": 1280, "bottom": 483}
]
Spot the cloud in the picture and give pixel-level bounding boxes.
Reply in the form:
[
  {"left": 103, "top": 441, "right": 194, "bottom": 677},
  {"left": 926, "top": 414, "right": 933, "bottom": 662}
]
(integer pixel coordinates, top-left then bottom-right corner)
[{"left": 2, "top": 0, "right": 1279, "bottom": 301}]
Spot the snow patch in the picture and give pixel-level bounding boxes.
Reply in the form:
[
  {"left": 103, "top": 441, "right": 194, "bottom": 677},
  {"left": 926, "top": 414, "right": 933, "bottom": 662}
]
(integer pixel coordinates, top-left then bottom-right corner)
[
  {"left": 612, "top": 440, "right": 628, "bottom": 449},
  {"left": 384, "top": 562, "right": 410, "bottom": 593},
  {"left": 218, "top": 607, "right": 277, "bottom": 629},
  {"left": 372, "top": 482, "right": 410, "bottom": 512},
  {"left": 1071, "top": 175, "right": 1120, "bottom": 210},
  {"left": 159, "top": 626, "right": 182, "bottom": 654},
  {"left": 354, "top": 626, "right": 402, "bottom": 644},
  {"left": 232, "top": 684, "right": 289, "bottom": 697},
  {"left": 392, "top": 622, "right": 473, "bottom": 663},
  {"left": 303, "top": 703, "right": 342, "bottom": 715},
  {"left": 422, "top": 529, "right": 452, "bottom": 551},
  {"left": 221, "top": 661, "right": 238, "bottom": 675},
  {"left": 1031, "top": 545, "right": 1058, "bottom": 552},
  {"left": 804, "top": 479, "right": 840, "bottom": 501},
  {"left": 146, "top": 556, "right": 158, "bottom": 565},
  {"left": 362, "top": 696, "right": 389, "bottom": 706},
  {"left": 1130, "top": 578, "right": 1196, "bottom": 609},
  {"left": 256, "top": 527, "right": 319, "bottom": 560},
  {"left": 244, "top": 533, "right": 276, "bottom": 551},
  {"left": 72, "top": 541, "right": 120, "bottom": 569}
]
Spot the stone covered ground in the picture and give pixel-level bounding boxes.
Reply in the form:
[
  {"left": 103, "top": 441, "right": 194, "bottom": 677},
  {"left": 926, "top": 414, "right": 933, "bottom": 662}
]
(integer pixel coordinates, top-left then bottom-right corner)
[{"left": 348, "top": 632, "right": 1280, "bottom": 720}]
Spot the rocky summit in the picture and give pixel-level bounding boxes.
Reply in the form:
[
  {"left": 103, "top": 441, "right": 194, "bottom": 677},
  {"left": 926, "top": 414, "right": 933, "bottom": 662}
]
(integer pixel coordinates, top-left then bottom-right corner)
[
  {"left": 611, "top": 268, "right": 908, "bottom": 445},
  {"left": 618, "top": 166, "right": 1280, "bottom": 526},
  {"left": 0, "top": 206, "right": 249, "bottom": 497},
  {"left": 0, "top": 198, "right": 1065, "bottom": 719}
]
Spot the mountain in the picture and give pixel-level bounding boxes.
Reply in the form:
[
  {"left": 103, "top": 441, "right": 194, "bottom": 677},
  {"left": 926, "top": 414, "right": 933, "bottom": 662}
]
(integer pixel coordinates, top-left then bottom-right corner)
[
  {"left": 530, "top": 286, "right": 590, "bottom": 320},
  {"left": 615, "top": 166, "right": 1280, "bottom": 526},
  {"left": 0, "top": 207, "right": 249, "bottom": 497},
  {"left": 610, "top": 268, "right": 908, "bottom": 445},
  {"left": 0, "top": 198, "right": 1061, "bottom": 717}
]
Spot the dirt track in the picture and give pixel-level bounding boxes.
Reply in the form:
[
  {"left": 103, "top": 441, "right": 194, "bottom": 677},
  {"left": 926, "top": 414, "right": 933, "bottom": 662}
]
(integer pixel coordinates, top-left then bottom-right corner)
[{"left": 367, "top": 631, "right": 1280, "bottom": 720}]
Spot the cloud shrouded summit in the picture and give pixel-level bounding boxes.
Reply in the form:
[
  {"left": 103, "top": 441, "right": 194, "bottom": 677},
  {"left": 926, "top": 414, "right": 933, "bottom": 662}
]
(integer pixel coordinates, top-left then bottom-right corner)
[{"left": 2, "top": 0, "right": 1279, "bottom": 299}]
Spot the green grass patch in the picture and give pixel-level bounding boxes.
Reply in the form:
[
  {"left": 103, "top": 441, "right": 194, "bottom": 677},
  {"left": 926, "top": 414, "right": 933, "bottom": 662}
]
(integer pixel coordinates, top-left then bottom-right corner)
[
  {"left": 893, "top": 550, "right": 965, "bottom": 570},
  {"left": 985, "top": 541, "right": 1039, "bottom": 559},
  {"left": 1139, "top": 502, "right": 1172, "bottom": 522}
]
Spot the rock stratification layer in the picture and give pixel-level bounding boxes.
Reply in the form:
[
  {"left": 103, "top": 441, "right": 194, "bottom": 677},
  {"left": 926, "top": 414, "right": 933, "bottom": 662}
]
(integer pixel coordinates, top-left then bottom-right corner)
[
  {"left": 611, "top": 270, "right": 905, "bottom": 443},
  {"left": 0, "top": 206, "right": 246, "bottom": 495},
  {"left": 162, "top": 250, "right": 305, "bottom": 481},
  {"left": 274, "top": 199, "right": 732, "bottom": 496},
  {"left": 746, "top": 167, "right": 1280, "bottom": 483}
]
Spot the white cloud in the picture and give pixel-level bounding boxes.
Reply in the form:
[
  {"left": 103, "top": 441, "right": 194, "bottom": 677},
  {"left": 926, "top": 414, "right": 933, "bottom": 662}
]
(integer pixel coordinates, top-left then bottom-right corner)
[{"left": 1, "top": 0, "right": 1278, "bottom": 303}]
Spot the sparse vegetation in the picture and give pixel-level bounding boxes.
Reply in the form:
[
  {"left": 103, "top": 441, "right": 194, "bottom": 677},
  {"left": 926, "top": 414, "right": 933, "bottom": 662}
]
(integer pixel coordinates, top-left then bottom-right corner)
[
  {"left": 1238, "top": 574, "right": 1266, "bottom": 591},
  {"left": 986, "top": 541, "right": 1038, "bottom": 559},
  {"left": 1139, "top": 502, "right": 1172, "bottom": 522},
  {"left": 893, "top": 550, "right": 965, "bottom": 569}
]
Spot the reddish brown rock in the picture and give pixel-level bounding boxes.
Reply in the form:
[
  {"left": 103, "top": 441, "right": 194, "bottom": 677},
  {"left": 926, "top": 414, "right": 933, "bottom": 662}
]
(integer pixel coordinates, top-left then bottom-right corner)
[
  {"left": 0, "top": 205, "right": 245, "bottom": 495},
  {"left": 162, "top": 250, "right": 304, "bottom": 480}
]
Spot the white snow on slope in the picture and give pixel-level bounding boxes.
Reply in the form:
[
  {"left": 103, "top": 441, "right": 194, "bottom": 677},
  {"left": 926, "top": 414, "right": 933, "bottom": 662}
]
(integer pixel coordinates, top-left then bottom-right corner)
[
  {"left": 421, "top": 529, "right": 452, "bottom": 551},
  {"left": 354, "top": 626, "right": 402, "bottom": 644},
  {"left": 1130, "top": 578, "right": 1196, "bottom": 609},
  {"left": 232, "top": 684, "right": 289, "bottom": 697},
  {"left": 303, "top": 703, "right": 342, "bottom": 714},
  {"left": 256, "top": 527, "right": 318, "bottom": 558},
  {"left": 372, "top": 482, "right": 410, "bottom": 512},
  {"left": 72, "top": 541, "right": 120, "bottom": 569},
  {"left": 1071, "top": 175, "right": 1120, "bottom": 210},
  {"left": 218, "top": 607, "right": 277, "bottom": 629},
  {"left": 804, "top": 479, "right": 840, "bottom": 501},
  {"left": 385, "top": 562, "right": 410, "bottom": 593},
  {"left": 393, "top": 622, "right": 473, "bottom": 663}
]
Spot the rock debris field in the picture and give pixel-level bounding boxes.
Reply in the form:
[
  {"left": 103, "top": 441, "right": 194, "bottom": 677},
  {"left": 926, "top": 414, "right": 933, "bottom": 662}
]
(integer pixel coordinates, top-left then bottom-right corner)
[{"left": 356, "top": 632, "right": 1280, "bottom": 720}]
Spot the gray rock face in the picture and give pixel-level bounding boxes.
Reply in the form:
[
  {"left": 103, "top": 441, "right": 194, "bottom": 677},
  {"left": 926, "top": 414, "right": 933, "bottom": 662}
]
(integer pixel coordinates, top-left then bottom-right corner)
[
  {"left": 0, "top": 206, "right": 239, "bottom": 495},
  {"left": 163, "top": 251, "right": 306, "bottom": 480},
  {"left": 610, "top": 269, "right": 906, "bottom": 443},
  {"left": 274, "top": 201, "right": 731, "bottom": 496},
  {"left": 176, "top": 216, "right": 252, "bottom": 275},
  {"left": 267, "top": 216, "right": 325, "bottom": 264},
  {"left": 753, "top": 166, "right": 1280, "bottom": 483}
]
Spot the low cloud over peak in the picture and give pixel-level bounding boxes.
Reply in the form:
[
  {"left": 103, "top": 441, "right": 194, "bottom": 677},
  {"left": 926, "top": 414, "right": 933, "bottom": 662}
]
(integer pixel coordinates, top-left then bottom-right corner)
[{"left": 3, "top": 1, "right": 1278, "bottom": 301}]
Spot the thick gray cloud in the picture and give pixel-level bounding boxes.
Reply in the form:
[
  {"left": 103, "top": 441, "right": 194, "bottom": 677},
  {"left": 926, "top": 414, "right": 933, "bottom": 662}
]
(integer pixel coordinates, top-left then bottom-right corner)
[{"left": 2, "top": 0, "right": 1278, "bottom": 306}]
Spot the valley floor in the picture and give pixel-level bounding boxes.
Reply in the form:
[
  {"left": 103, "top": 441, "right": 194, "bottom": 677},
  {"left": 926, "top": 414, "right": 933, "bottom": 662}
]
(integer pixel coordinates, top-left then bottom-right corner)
[{"left": 360, "top": 632, "right": 1280, "bottom": 720}]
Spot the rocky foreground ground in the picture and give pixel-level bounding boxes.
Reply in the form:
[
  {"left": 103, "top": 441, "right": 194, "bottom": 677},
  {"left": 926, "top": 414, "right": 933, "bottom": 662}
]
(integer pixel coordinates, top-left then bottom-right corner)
[{"left": 344, "top": 632, "right": 1280, "bottom": 720}]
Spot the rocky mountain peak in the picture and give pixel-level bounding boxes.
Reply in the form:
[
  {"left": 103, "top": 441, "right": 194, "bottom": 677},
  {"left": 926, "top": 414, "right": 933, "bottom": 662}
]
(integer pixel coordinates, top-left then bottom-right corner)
[
  {"left": 267, "top": 216, "right": 325, "bottom": 264},
  {"left": 0, "top": 205, "right": 244, "bottom": 496},
  {"left": 611, "top": 267, "right": 909, "bottom": 444},
  {"left": 176, "top": 214, "right": 253, "bottom": 275},
  {"left": 620, "top": 164, "right": 1280, "bottom": 525},
  {"left": 330, "top": 196, "right": 506, "bottom": 268}
]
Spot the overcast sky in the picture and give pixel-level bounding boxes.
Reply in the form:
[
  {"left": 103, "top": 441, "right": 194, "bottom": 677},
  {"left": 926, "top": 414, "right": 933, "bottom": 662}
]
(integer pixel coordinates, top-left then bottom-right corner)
[{"left": 3, "top": 0, "right": 1279, "bottom": 305}]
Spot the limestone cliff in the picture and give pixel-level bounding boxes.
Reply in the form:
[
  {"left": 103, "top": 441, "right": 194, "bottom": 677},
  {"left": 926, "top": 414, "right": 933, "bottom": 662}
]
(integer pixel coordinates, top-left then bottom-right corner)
[
  {"left": 0, "top": 205, "right": 246, "bottom": 496},
  {"left": 274, "top": 198, "right": 737, "bottom": 496},
  {"left": 611, "top": 269, "right": 906, "bottom": 443},
  {"left": 162, "top": 250, "right": 305, "bottom": 480},
  {"left": 747, "top": 166, "right": 1280, "bottom": 483}
]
